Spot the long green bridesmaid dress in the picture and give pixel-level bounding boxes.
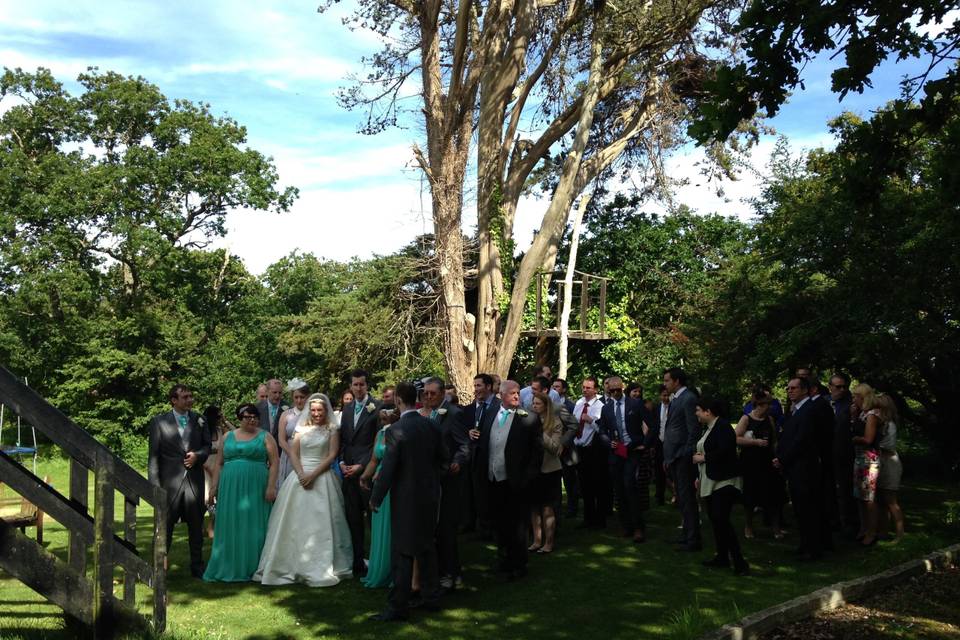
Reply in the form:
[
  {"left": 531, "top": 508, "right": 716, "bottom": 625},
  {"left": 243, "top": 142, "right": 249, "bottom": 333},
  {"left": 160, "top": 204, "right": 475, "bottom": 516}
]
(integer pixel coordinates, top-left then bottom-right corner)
[
  {"left": 362, "top": 426, "right": 392, "bottom": 588},
  {"left": 204, "top": 429, "right": 272, "bottom": 582}
]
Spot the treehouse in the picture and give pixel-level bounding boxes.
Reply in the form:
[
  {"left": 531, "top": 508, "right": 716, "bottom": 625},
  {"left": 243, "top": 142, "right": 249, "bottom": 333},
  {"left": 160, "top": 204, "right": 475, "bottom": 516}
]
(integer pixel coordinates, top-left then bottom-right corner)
[{"left": 519, "top": 270, "right": 611, "bottom": 340}]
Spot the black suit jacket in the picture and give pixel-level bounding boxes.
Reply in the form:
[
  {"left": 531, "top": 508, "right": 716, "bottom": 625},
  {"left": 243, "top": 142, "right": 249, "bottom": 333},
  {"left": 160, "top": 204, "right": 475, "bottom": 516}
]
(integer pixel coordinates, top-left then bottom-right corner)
[
  {"left": 429, "top": 400, "right": 471, "bottom": 471},
  {"left": 831, "top": 397, "right": 854, "bottom": 466},
  {"left": 256, "top": 400, "right": 288, "bottom": 441},
  {"left": 703, "top": 418, "right": 740, "bottom": 481},
  {"left": 339, "top": 396, "right": 381, "bottom": 468},
  {"left": 468, "top": 397, "right": 500, "bottom": 431},
  {"left": 809, "top": 395, "right": 836, "bottom": 475},
  {"left": 370, "top": 411, "right": 444, "bottom": 554},
  {"left": 472, "top": 407, "right": 543, "bottom": 513},
  {"left": 776, "top": 400, "right": 821, "bottom": 489},
  {"left": 148, "top": 410, "right": 211, "bottom": 507},
  {"left": 598, "top": 397, "right": 656, "bottom": 461}
]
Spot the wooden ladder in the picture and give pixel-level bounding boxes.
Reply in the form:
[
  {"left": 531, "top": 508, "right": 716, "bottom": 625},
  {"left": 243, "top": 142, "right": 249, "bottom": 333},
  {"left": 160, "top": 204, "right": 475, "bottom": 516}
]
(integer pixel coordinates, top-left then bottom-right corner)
[{"left": 0, "top": 367, "right": 167, "bottom": 637}]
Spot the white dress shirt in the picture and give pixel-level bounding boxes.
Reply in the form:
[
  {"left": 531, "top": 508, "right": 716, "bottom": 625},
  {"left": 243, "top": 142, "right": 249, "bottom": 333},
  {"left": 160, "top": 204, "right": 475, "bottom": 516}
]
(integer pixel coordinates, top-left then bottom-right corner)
[{"left": 572, "top": 396, "right": 603, "bottom": 446}]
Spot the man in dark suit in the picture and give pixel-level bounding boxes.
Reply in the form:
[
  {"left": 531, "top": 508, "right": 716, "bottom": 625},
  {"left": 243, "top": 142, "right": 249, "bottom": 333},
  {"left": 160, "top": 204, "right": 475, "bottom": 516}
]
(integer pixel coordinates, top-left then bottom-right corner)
[
  {"left": 661, "top": 367, "right": 702, "bottom": 551},
  {"left": 369, "top": 381, "right": 444, "bottom": 622},
  {"left": 470, "top": 379, "right": 542, "bottom": 580},
  {"left": 256, "top": 378, "right": 287, "bottom": 440},
  {"left": 808, "top": 377, "right": 836, "bottom": 551},
  {"left": 598, "top": 376, "right": 656, "bottom": 543},
  {"left": 338, "top": 368, "right": 381, "bottom": 576},
  {"left": 148, "top": 384, "right": 211, "bottom": 578},
  {"left": 461, "top": 373, "right": 499, "bottom": 534},
  {"left": 774, "top": 377, "right": 823, "bottom": 561},
  {"left": 420, "top": 377, "right": 470, "bottom": 591},
  {"left": 829, "top": 373, "right": 858, "bottom": 534}
]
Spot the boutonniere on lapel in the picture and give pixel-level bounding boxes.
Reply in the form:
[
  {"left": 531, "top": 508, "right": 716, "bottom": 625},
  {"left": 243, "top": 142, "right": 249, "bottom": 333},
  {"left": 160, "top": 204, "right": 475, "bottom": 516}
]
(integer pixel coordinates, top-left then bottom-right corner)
[
  {"left": 517, "top": 409, "right": 529, "bottom": 417},
  {"left": 437, "top": 408, "right": 448, "bottom": 416},
  {"left": 197, "top": 416, "right": 206, "bottom": 427},
  {"left": 281, "top": 404, "right": 290, "bottom": 412},
  {"left": 366, "top": 402, "right": 377, "bottom": 414}
]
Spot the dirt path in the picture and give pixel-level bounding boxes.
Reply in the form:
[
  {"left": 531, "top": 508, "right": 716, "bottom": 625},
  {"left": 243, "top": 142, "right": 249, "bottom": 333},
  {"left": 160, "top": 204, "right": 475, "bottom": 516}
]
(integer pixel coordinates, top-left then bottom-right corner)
[{"left": 760, "top": 565, "right": 960, "bottom": 640}]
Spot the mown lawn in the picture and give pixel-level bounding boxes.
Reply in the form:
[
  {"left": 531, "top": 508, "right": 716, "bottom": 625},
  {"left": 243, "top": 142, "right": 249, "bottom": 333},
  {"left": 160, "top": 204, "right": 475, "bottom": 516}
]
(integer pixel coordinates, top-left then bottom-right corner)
[{"left": 1, "top": 455, "right": 957, "bottom": 639}]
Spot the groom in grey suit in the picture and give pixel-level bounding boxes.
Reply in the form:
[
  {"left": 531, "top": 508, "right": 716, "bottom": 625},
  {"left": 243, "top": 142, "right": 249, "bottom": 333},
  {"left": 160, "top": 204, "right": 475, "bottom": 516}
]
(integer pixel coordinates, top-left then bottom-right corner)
[
  {"left": 148, "top": 384, "right": 212, "bottom": 577},
  {"left": 661, "top": 367, "right": 702, "bottom": 551}
]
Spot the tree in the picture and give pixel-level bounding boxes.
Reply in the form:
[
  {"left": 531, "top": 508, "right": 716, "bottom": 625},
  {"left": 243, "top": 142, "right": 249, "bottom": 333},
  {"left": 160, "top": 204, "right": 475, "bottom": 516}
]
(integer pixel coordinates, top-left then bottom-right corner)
[
  {"left": 324, "top": 0, "right": 745, "bottom": 395},
  {"left": 0, "top": 67, "right": 296, "bottom": 454},
  {"left": 690, "top": 0, "right": 960, "bottom": 144},
  {"left": 696, "top": 108, "right": 960, "bottom": 472}
]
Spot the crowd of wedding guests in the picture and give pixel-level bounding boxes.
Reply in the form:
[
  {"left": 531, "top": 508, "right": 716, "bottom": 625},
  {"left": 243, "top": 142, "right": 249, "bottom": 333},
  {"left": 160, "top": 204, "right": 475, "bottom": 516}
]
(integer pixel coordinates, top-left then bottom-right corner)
[{"left": 147, "top": 364, "right": 906, "bottom": 621}]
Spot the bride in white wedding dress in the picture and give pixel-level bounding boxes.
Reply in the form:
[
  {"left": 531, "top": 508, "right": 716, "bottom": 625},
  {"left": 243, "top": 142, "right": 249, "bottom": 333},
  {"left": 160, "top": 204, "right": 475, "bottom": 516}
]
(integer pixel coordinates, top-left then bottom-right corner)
[{"left": 254, "top": 393, "right": 353, "bottom": 587}]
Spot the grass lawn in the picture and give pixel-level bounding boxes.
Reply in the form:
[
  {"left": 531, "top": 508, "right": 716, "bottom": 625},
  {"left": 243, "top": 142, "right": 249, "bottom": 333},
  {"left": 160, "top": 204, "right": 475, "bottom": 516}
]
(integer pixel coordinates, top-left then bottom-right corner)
[{"left": 1, "top": 455, "right": 957, "bottom": 639}]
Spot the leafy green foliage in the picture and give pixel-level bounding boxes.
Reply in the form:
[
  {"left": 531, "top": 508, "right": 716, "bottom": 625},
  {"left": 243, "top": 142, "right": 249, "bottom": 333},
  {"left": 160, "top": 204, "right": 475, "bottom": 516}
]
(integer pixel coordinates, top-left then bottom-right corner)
[
  {"left": 694, "top": 103, "right": 960, "bottom": 471},
  {"left": 689, "top": 1, "right": 960, "bottom": 143}
]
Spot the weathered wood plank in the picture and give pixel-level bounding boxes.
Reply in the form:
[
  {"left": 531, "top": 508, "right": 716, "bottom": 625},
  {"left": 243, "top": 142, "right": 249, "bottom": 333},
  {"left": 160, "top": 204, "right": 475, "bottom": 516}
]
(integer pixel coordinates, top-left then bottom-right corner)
[
  {"left": 0, "top": 451, "right": 152, "bottom": 582},
  {"left": 0, "top": 366, "right": 151, "bottom": 503},
  {"left": 93, "top": 453, "right": 115, "bottom": 639},
  {"left": 123, "top": 498, "right": 137, "bottom": 606},
  {"left": 153, "top": 485, "right": 167, "bottom": 633},
  {"left": 69, "top": 458, "right": 89, "bottom": 575},
  {"left": 0, "top": 519, "right": 94, "bottom": 625}
]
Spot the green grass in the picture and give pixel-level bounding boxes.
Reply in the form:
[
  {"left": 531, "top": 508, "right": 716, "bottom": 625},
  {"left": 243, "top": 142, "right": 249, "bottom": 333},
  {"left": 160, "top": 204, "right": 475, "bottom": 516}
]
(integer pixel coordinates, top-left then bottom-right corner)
[{"left": 1, "top": 455, "right": 957, "bottom": 639}]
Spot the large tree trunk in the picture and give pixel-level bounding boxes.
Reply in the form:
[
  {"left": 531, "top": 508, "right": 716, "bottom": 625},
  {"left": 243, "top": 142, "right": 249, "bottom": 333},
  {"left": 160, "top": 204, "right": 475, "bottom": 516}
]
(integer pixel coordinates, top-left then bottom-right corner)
[
  {"left": 419, "top": 0, "right": 476, "bottom": 402},
  {"left": 474, "top": 0, "right": 537, "bottom": 376},
  {"left": 493, "top": 9, "right": 607, "bottom": 377}
]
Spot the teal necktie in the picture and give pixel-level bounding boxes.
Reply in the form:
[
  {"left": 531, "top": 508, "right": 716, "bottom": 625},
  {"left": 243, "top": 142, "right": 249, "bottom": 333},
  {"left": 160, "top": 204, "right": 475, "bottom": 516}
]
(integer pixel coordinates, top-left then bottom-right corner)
[
  {"left": 498, "top": 409, "right": 509, "bottom": 427},
  {"left": 354, "top": 400, "right": 364, "bottom": 418},
  {"left": 430, "top": 409, "right": 438, "bottom": 420},
  {"left": 177, "top": 414, "right": 187, "bottom": 432}
]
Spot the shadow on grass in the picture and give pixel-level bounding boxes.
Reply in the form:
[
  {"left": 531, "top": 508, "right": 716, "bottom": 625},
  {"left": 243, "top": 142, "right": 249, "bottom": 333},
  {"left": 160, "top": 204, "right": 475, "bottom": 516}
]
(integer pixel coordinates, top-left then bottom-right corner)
[{"left": 3, "top": 479, "right": 957, "bottom": 640}]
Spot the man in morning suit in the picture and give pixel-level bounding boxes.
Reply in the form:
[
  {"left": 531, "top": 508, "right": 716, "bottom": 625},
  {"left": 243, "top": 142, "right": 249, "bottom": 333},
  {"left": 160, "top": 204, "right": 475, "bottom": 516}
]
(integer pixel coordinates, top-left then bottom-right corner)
[
  {"left": 598, "top": 376, "right": 656, "bottom": 543},
  {"left": 369, "top": 381, "right": 444, "bottom": 621},
  {"left": 339, "top": 368, "right": 381, "bottom": 576},
  {"left": 808, "top": 377, "right": 836, "bottom": 550},
  {"left": 661, "top": 367, "right": 702, "bottom": 551},
  {"left": 470, "top": 380, "right": 542, "bottom": 580},
  {"left": 420, "top": 377, "right": 471, "bottom": 591},
  {"left": 148, "top": 384, "right": 212, "bottom": 578},
  {"left": 774, "top": 377, "right": 823, "bottom": 561},
  {"left": 257, "top": 378, "right": 287, "bottom": 440},
  {"left": 462, "top": 374, "right": 499, "bottom": 534},
  {"left": 829, "top": 373, "right": 858, "bottom": 533}
]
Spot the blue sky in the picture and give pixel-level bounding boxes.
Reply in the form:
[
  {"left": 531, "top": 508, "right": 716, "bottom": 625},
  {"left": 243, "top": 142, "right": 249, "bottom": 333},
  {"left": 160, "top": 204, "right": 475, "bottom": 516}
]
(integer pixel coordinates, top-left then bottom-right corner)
[{"left": 1, "top": 1, "right": 954, "bottom": 273}]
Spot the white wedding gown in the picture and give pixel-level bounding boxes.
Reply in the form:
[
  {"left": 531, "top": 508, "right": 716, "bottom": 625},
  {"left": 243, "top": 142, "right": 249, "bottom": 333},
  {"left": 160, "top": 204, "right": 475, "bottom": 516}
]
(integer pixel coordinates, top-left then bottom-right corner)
[{"left": 253, "top": 426, "right": 354, "bottom": 586}]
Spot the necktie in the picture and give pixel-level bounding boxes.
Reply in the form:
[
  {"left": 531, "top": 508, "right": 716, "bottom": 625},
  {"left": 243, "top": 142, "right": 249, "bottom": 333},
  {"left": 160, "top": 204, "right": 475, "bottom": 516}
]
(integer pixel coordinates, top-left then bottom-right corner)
[
  {"left": 498, "top": 409, "right": 510, "bottom": 427},
  {"left": 476, "top": 401, "right": 486, "bottom": 428},
  {"left": 177, "top": 414, "right": 187, "bottom": 431},
  {"left": 577, "top": 402, "right": 589, "bottom": 438},
  {"left": 616, "top": 400, "right": 624, "bottom": 438},
  {"left": 354, "top": 400, "right": 363, "bottom": 418},
  {"left": 269, "top": 404, "right": 278, "bottom": 423},
  {"left": 430, "top": 409, "right": 438, "bottom": 420}
]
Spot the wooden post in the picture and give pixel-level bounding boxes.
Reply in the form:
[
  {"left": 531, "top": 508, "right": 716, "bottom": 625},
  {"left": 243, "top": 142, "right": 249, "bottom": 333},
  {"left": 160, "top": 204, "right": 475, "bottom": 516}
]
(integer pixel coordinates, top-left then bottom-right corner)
[
  {"left": 580, "top": 273, "right": 589, "bottom": 333},
  {"left": 123, "top": 498, "right": 136, "bottom": 607},
  {"left": 599, "top": 278, "right": 607, "bottom": 338},
  {"left": 93, "top": 453, "right": 115, "bottom": 639},
  {"left": 152, "top": 485, "right": 167, "bottom": 633},
  {"left": 68, "top": 459, "right": 88, "bottom": 575}
]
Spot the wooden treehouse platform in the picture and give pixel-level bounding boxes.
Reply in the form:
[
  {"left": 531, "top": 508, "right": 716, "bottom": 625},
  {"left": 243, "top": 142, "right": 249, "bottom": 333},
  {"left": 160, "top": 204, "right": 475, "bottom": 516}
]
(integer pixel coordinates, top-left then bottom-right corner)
[
  {"left": 519, "top": 270, "right": 612, "bottom": 340},
  {"left": 0, "top": 366, "right": 167, "bottom": 637}
]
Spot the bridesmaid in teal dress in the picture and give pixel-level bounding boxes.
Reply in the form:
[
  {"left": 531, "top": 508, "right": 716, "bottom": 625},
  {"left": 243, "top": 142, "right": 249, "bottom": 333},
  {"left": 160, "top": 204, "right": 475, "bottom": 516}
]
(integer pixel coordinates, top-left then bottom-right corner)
[
  {"left": 360, "top": 423, "right": 392, "bottom": 588},
  {"left": 204, "top": 403, "right": 279, "bottom": 582}
]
